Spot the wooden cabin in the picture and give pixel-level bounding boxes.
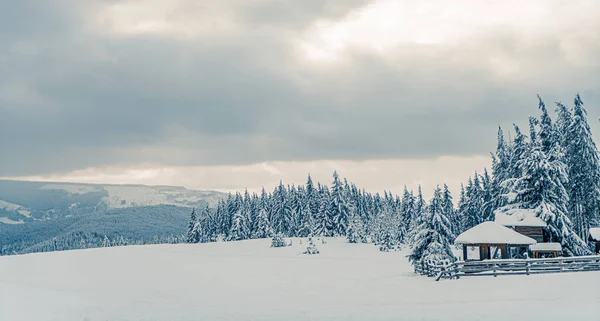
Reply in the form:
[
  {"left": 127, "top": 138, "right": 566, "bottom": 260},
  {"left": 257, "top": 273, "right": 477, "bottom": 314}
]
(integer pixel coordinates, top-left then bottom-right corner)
[
  {"left": 590, "top": 228, "right": 600, "bottom": 254},
  {"left": 529, "top": 243, "right": 562, "bottom": 258},
  {"left": 455, "top": 222, "right": 537, "bottom": 261},
  {"left": 494, "top": 208, "right": 548, "bottom": 242}
]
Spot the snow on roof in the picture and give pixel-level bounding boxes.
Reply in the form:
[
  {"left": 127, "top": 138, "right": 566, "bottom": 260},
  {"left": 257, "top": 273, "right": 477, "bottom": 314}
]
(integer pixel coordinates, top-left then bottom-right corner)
[
  {"left": 529, "top": 243, "right": 562, "bottom": 252},
  {"left": 494, "top": 207, "right": 547, "bottom": 227},
  {"left": 589, "top": 228, "right": 600, "bottom": 241},
  {"left": 455, "top": 222, "right": 537, "bottom": 245}
]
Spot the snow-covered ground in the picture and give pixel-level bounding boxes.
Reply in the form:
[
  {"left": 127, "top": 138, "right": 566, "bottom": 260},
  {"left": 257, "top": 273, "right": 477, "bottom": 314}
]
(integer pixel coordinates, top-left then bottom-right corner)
[
  {"left": 0, "top": 199, "right": 31, "bottom": 218},
  {"left": 0, "top": 217, "right": 24, "bottom": 224},
  {"left": 1, "top": 238, "right": 598, "bottom": 321}
]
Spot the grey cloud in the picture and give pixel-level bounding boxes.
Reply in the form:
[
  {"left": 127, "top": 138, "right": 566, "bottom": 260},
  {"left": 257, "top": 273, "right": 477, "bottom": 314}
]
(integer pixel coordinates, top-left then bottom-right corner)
[{"left": 0, "top": 0, "right": 599, "bottom": 176}]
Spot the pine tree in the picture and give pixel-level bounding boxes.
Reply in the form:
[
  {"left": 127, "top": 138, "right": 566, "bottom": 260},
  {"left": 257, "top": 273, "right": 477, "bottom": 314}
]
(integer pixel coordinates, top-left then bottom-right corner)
[
  {"left": 271, "top": 181, "right": 287, "bottom": 234},
  {"left": 537, "top": 95, "right": 557, "bottom": 154},
  {"left": 329, "top": 171, "right": 351, "bottom": 236},
  {"left": 229, "top": 210, "right": 249, "bottom": 241},
  {"left": 346, "top": 216, "right": 359, "bottom": 243},
  {"left": 491, "top": 127, "right": 510, "bottom": 212},
  {"left": 285, "top": 186, "right": 299, "bottom": 237},
  {"left": 555, "top": 101, "right": 572, "bottom": 148},
  {"left": 502, "top": 127, "right": 591, "bottom": 256},
  {"left": 270, "top": 233, "right": 287, "bottom": 248},
  {"left": 461, "top": 176, "right": 483, "bottom": 231},
  {"left": 441, "top": 184, "right": 456, "bottom": 233},
  {"left": 564, "top": 94, "right": 600, "bottom": 238},
  {"left": 102, "top": 235, "right": 111, "bottom": 247},
  {"left": 313, "top": 186, "right": 329, "bottom": 237},
  {"left": 401, "top": 186, "right": 414, "bottom": 231},
  {"left": 186, "top": 208, "right": 200, "bottom": 243},
  {"left": 408, "top": 186, "right": 456, "bottom": 266},
  {"left": 481, "top": 168, "right": 495, "bottom": 221},
  {"left": 253, "top": 206, "right": 272, "bottom": 239},
  {"left": 412, "top": 186, "right": 426, "bottom": 230},
  {"left": 456, "top": 183, "right": 467, "bottom": 233},
  {"left": 297, "top": 200, "right": 312, "bottom": 237}
]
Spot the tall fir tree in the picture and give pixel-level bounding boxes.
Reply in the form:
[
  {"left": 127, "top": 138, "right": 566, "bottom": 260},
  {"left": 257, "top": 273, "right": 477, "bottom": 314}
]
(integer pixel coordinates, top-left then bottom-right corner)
[
  {"left": 456, "top": 183, "right": 467, "bottom": 233},
  {"left": 186, "top": 209, "right": 199, "bottom": 243},
  {"left": 490, "top": 127, "right": 510, "bottom": 219},
  {"left": 564, "top": 94, "right": 600, "bottom": 238},
  {"left": 480, "top": 168, "right": 495, "bottom": 221},
  {"left": 408, "top": 186, "right": 456, "bottom": 266},
  {"left": 401, "top": 186, "right": 415, "bottom": 231},
  {"left": 329, "top": 171, "right": 351, "bottom": 236},
  {"left": 501, "top": 117, "right": 591, "bottom": 256},
  {"left": 441, "top": 184, "right": 456, "bottom": 233}
]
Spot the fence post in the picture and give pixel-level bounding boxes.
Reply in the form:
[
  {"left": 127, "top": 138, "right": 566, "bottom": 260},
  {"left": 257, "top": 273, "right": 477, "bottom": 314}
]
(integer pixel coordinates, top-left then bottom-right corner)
[
  {"left": 493, "top": 263, "right": 498, "bottom": 277},
  {"left": 526, "top": 261, "right": 530, "bottom": 276},
  {"left": 559, "top": 259, "right": 564, "bottom": 272}
]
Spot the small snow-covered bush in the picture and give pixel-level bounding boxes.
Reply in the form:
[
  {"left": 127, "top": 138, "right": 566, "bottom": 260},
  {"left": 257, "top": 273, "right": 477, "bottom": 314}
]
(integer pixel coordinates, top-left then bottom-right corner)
[
  {"left": 304, "top": 237, "right": 320, "bottom": 255},
  {"left": 270, "top": 234, "right": 288, "bottom": 248},
  {"left": 379, "top": 231, "right": 395, "bottom": 252}
]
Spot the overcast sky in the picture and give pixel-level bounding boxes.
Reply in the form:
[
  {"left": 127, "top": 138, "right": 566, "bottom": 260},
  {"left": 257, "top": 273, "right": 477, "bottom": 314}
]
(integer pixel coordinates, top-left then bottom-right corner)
[{"left": 1, "top": 0, "right": 599, "bottom": 198}]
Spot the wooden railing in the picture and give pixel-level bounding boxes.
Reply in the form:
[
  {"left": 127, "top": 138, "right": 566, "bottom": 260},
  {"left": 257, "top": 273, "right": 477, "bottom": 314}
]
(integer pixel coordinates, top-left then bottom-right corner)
[
  {"left": 415, "top": 259, "right": 459, "bottom": 281},
  {"left": 454, "top": 255, "right": 600, "bottom": 278},
  {"left": 415, "top": 255, "right": 600, "bottom": 280}
]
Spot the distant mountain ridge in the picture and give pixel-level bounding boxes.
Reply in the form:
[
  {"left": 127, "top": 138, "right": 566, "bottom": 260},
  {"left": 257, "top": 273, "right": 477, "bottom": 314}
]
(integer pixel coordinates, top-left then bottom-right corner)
[{"left": 0, "top": 179, "right": 227, "bottom": 224}]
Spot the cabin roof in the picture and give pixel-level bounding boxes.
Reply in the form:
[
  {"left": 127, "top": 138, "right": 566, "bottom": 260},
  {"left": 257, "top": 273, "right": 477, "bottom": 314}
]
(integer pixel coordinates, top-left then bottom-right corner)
[
  {"left": 494, "top": 207, "right": 547, "bottom": 227},
  {"left": 589, "top": 228, "right": 600, "bottom": 241},
  {"left": 455, "top": 222, "right": 537, "bottom": 245},
  {"left": 529, "top": 243, "right": 562, "bottom": 252}
]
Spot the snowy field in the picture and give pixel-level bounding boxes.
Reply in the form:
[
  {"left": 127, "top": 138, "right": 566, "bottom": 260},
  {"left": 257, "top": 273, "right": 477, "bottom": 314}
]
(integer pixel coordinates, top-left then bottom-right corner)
[{"left": 1, "top": 238, "right": 598, "bottom": 321}]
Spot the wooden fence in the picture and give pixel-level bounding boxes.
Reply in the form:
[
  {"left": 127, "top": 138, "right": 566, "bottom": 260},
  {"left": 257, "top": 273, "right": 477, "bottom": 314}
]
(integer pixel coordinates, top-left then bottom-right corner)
[{"left": 416, "top": 255, "right": 600, "bottom": 280}]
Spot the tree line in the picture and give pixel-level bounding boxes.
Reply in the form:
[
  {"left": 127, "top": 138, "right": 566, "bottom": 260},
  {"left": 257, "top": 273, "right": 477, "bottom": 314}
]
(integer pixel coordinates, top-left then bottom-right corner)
[{"left": 187, "top": 94, "right": 599, "bottom": 263}]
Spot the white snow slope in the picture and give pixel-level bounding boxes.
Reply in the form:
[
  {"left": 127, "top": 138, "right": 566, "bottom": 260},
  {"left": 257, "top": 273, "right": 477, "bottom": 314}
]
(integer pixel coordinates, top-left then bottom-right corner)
[{"left": 1, "top": 238, "right": 598, "bottom": 321}]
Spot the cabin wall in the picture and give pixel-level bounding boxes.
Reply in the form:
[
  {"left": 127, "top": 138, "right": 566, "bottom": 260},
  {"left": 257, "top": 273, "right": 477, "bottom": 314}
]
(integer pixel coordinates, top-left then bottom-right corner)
[{"left": 514, "top": 226, "right": 544, "bottom": 242}]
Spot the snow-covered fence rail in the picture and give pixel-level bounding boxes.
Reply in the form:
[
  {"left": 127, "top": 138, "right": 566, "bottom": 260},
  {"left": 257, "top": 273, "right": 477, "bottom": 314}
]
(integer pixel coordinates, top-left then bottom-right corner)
[
  {"left": 415, "top": 259, "right": 459, "bottom": 281},
  {"left": 454, "top": 255, "right": 600, "bottom": 278}
]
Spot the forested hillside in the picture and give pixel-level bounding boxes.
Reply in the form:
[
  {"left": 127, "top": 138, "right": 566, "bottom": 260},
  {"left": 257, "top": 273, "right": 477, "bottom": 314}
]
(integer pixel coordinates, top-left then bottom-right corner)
[{"left": 0, "top": 205, "right": 189, "bottom": 255}]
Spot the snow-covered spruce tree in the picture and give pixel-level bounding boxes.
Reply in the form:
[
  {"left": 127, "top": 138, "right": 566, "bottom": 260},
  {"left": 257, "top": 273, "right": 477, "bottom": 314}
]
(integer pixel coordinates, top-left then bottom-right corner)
[
  {"left": 408, "top": 186, "right": 456, "bottom": 267},
  {"left": 229, "top": 210, "right": 249, "bottom": 241},
  {"left": 401, "top": 186, "right": 415, "bottom": 231},
  {"left": 315, "top": 184, "right": 331, "bottom": 236},
  {"left": 460, "top": 176, "right": 483, "bottom": 231},
  {"left": 501, "top": 124, "right": 591, "bottom": 256},
  {"left": 456, "top": 183, "right": 467, "bottom": 233},
  {"left": 441, "top": 184, "right": 457, "bottom": 234},
  {"left": 489, "top": 127, "right": 511, "bottom": 220},
  {"left": 377, "top": 206, "right": 401, "bottom": 251},
  {"left": 407, "top": 186, "right": 426, "bottom": 241},
  {"left": 480, "top": 168, "right": 495, "bottom": 222},
  {"left": 304, "top": 237, "right": 320, "bottom": 254},
  {"left": 346, "top": 215, "right": 363, "bottom": 243},
  {"left": 270, "top": 233, "right": 287, "bottom": 248},
  {"left": 555, "top": 101, "right": 572, "bottom": 148},
  {"left": 305, "top": 174, "right": 318, "bottom": 215},
  {"left": 252, "top": 206, "right": 273, "bottom": 239},
  {"left": 537, "top": 95, "right": 558, "bottom": 154},
  {"left": 563, "top": 95, "right": 600, "bottom": 238},
  {"left": 284, "top": 186, "right": 299, "bottom": 237},
  {"left": 186, "top": 208, "right": 200, "bottom": 243},
  {"left": 270, "top": 181, "right": 287, "bottom": 235},
  {"left": 102, "top": 235, "right": 111, "bottom": 247},
  {"left": 296, "top": 200, "right": 312, "bottom": 237},
  {"left": 379, "top": 227, "right": 395, "bottom": 252},
  {"left": 328, "top": 171, "right": 351, "bottom": 236}
]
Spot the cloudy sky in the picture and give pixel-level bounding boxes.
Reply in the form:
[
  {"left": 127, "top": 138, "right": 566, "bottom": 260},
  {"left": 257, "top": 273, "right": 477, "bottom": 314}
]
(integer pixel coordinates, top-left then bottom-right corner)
[{"left": 1, "top": 0, "right": 599, "bottom": 198}]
